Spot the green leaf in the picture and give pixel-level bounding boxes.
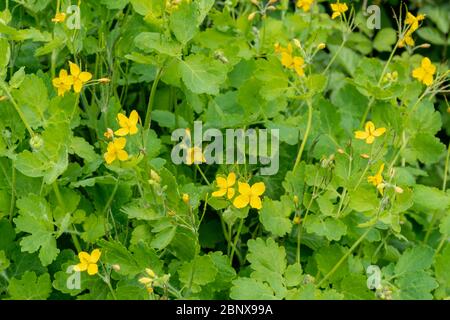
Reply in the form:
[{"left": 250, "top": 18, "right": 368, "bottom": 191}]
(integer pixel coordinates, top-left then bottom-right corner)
[
  {"left": 413, "top": 185, "right": 450, "bottom": 212},
  {"left": 169, "top": 1, "right": 199, "bottom": 44},
  {"left": 395, "top": 245, "right": 434, "bottom": 275},
  {"left": 179, "top": 54, "right": 228, "bottom": 95},
  {"left": 395, "top": 271, "right": 438, "bottom": 300},
  {"left": 410, "top": 133, "right": 446, "bottom": 165},
  {"left": 247, "top": 238, "right": 286, "bottom": 275},
  {"left": 69, "top": 136, "right": 99, "bottom": 162},
  {"left": 178, "top": 255, "right": 218, "bottom": 293},
  {"left": 259, "top": 197, "right": 293, "bottom": 237},
  {"left": 373, "top": 28, "right": 397, "bottom": 52},
  {"left": 416, "top": 27, "right": 447, "bottom": 45},
  {"left": 305, "top": 216, "right": 347, "bottom": 241},
  {"left": 134, "top": 32, "right": 182, "bottom": 57},
  {"left": 0, "top": 250, "right": 10, "bottom": 272},
  {"left": 8, "top": 271, "right": 52, "bottom": 300},
  {"left": 14, "top": 194, "right": 59, "bottom": 266},
  {"left": 230, "top": 278, "right": 277, "bottom": 300},
  {"left": 0, "top": 38, "right": 10, "bottom": 74},
  {"left": 11, "top": 74, "right": 49, "bottom": 128}
]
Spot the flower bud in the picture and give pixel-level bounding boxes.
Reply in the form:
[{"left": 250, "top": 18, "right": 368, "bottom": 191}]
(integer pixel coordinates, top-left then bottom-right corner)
[
  {"left": 99, "top": 78, "right": 111, "bottom": 83},
  {"left": 104, "top": 128, "right": 114, "bottom": 139},
  {"left": 394, "top": 186, "right": 404, "bottom": 194},
  {"left": 112, "top": 264, "right": 121, "bottom": 272},
  {"left": 419, "top": 43, "right": 431, "bottom": 49},
  {"left": 29, "top": 134, "right": 44, "bottom": 151},
  {"left": 0, "top": 95, "right": 7, "bottom": 101},
  {"left": 248, "top": 11, "right": 257, "bottom": 21},
  {"left": 293, "top": 195, "right": 299, "bottom": 206},
  {"left": 267, "top": 5, "right": 277, "bottom": 11},
  {"left": 293, "top": 38, "right": 301, "bottom": 48},
  {"left": 251, "top": 0, "right": 259, "bottom": 5},
  {"left": 317, "top": 43, "right": 326, "bottom": 50},
  {"left": 150, "top": 169, "right": 161, "bottom": 183},
  {"left": 360, "top": 153, "right": 370, "bottom": 159},
  {"left": 293, "top": 216, "right": 301, "bottom": 224},
  {"left": 182, "top": 193, "right": 190, "bottom": 204},
  {"left": 268, "top": 0, "right": 278, "bottom": 4},
  {"left": 145, "top": 268, "right": 156, "bottom": 278},
  {"left": 337, "top": 148, "right": 345, "bottom": 154}
]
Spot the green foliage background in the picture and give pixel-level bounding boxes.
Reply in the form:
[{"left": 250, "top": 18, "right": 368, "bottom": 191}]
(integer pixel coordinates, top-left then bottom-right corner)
[{"left": 0, "top": 0, "right": 449, "bottom": 300}]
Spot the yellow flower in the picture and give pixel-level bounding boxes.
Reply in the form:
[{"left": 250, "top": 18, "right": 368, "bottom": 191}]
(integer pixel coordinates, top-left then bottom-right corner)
[
  {"left": 233, "top": 182, "right": 265, "bottom": 210},
  {"left": 296, "top": 0, "right": 313, "bottom": 12},
  {"left": 405, "top": 12, "right": 425, "bottom": 33},
  {"left": 115, "top": 110, "right": 139, "bottom": 136},
  {"left": 52, "top": 12, "right": 66, "bottom": 23},
  {"left": 74, "top": 249, "right": 101, "bottom": 276},
  {"left": 330, "top": 2, "right": 348, "bottom": 19},
  {"left": 368, "top": 163, "right": 385, "bottom": 194},
  {"left": 412, "top": 57, "right": 436, "bottom": 86},
  {"left": 104, "top": 128, "right": 114, "bottom": 139},
  {"left": 104, "top": 137, "right": 129, "bottom": 164},
  {"left": 354, "top": 121, "right": 386, "bottom": 144},
  {"left": 52, "top": 69, "right": 73, "bottom": 96},
  {"left": 282, "top": 53, "right": 305, "bottom": 77},
  {"left": 398, "top": 12, "right": 425, "bottom": 48},
  {"left": 277, "top": 44, "right": 305, "bottom": 76},
  {"left": 69, "top": 61, "right": 92, "bottom": 93},
  {"left": 185, "top": 146, "right": 205, "bottom": 165},
  {"left": 212, "top": 172, "right": 236, "bottom": 199}
]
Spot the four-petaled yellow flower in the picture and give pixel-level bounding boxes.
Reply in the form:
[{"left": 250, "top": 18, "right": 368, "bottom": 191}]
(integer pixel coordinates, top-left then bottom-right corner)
[
  {"left": 185, "top": 146, "right": 206, "bottom": 165},
  {"left": 52, "top": 69, "right": 73, "bottom": 96},
  {"left": 398, "top": 12, "right": 425, "bottom": 48},
  {"left": 277, "top": 44, "right": 305, "bottom": 77},
  {"left": 368, "top": 163, "right": 385, "bottom": 194},
  {"left": 412, "top": 57, "right": 436, "bottom": 86},
  {"left": 330, "top": 2, "right": 348, "bottom": 19},
  {"left": 104, "top": 137, "right": 129, "bottom": 164},
  {"left": 233, "top": 182, "right": 266, "bottom": 210},
  {"left": 296, "top": 0, "right": 313, "bottom": 12},
  {"left": 74, "top": 249, "right": 101, "bottom": 276},
  {"left": 212, "top": 172, "right": 236, "bottom": 199},
  {"left": 69, "top": 61, "right": 92, "bottom": 93},
  {"left": 354, "top": 121, "right": 386, "bottom": 144},
  {"left": 52, "top": 12, "right": 66, "bottom": 23},
  {"left": 115, "top": 110, "right": 139, "bottom": 136}
]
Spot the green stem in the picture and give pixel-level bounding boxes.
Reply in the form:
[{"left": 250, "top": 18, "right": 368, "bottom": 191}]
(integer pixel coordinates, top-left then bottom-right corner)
[
  {"left": 442, "top": 142, "right": 450, "bottom": 191},
  {"left": 293, "top": 99, "right": 313, "bottom": 172},
  {"left": 8, "top": 160, "right": 16, "bottom": 223},
  {"left": 317, "top": 227, "right": 372, "bottom": 287},
  {"left": 229, "top": 218, "right": 244, "bottom": 265},
  {"left": 360, "top": 41, "right": 399, "bottom": 125},
  {"left": 196, "top": 165, "right": 210, "bottom": 185},
  {"left": 322, "top": 40, "right": 346, "bottom": 74},
  {"left": 52, "top": 182, "right": 82, "bottom": 252},
  {"left": 144, "top": 68, "right": 163, "bottom": 130}
]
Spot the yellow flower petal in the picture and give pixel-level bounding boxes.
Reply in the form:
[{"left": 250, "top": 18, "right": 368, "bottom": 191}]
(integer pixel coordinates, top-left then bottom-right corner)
[
  {"left": 365, "top": 121, "right": 375, "bottom": 134},
  {"left": 366, "top": 135, "right": 375, "bottom": 144},
  {"left": 69, "top": 62, "right": 81, "bottom": 77},
  {"left": 251, "top": 182, "right": 266, "bottom": 196},
  {"left": 90, "top": 249, "right": 101, "bottom": 263},
  {"left": 129, "top": 110, "right": 139, "bottom": 125},
  {"left": 116, "top": 150, "right": 129, "bottom": 161},
  {"left": 238, "top": 182, "right": 251, "bottom": 196},
  {"left": 104, "top": 152, "right": 116, "bottom": 164},
  {"left": 74, "top": 262, "right": 88, "bottom": 272},
  {"left": 87, "top": 263, "right": 98, "bottom": 275},
  {"left": 73, "top": 80, "right": 83, "bottom": 93},
  {"left": 250, "top": 196, "right": 262, "bottom": 209},
  {"left": 355, "top": 131, "right": 369, "bottom": 140},
  {"left": 78, "top": 252, "right": 90, "bottom": 264},
  {"left": 212, "top": 188, "right": 227, "bottom": 197},
  {"left": 115, "top": 128, "right": 129, "bottom": 137},
  {"left": 372, "top": 127, "right": 386, "bottom": 137},
  {"left": 227, "top": 172, "right": 236, "bottom": 186},
  {"left": 233, "top": 194, "right": 250, "bottom": 208},
  {"left": 79, "top": 71, "right": 92, "bottom": 83},
  {"left": 216, "top": 177, "right": 227, "bottom": 189},
  {"left": 114, "top": 137, "right": 127, "bottom": 149},
  {"left": 227, "top": 187, "right": 235, "bottom": 199},
  {"left": 423, "top": 73, "right": 434, "bottom": 86}
]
